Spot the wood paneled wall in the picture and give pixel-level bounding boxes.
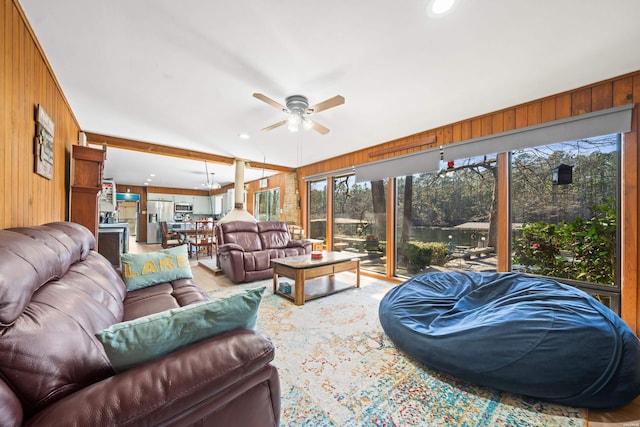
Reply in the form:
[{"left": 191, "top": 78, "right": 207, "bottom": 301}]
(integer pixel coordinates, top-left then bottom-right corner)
[
  {"left": 298, "top": 71, "right": 640, "bottom": 334},
  {"left": 1, "top": 0, "right": 80, "bottom": 228}
]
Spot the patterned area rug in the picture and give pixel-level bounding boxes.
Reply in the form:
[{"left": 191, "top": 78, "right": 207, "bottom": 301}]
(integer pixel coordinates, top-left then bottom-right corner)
[{"left": 208, "top": 275, "right": 587, "bottom": 426}]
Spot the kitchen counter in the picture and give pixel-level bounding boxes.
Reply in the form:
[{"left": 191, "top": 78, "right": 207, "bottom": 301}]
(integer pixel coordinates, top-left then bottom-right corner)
[
  {"left": 99, "top": 222, "right": 129, "bottom": 253},
  {"left": 168, "top": 222, "right": 196, "bottom": 231}
]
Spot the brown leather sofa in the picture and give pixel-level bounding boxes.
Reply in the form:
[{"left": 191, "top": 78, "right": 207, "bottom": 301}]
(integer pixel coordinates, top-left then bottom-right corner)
[
  {"left": 217, "top": 221, "right": 312, "bottom": 283},
  {"left": 0, "top": 222, "right": 280, "bottom": 427}
]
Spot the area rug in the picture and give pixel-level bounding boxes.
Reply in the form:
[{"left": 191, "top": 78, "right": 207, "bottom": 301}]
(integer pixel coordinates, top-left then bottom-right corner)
[{"left": 208, "top": 275, "right": 587, "bottom": 426}]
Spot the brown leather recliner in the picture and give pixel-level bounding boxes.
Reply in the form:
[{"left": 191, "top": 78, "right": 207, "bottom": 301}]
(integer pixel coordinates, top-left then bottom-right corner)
[
  {"left": 0, "top": 222, "right": 280, "bottom": 427},
  {"left": 217, "top": 221, "right": 312, "bottom": 283}
]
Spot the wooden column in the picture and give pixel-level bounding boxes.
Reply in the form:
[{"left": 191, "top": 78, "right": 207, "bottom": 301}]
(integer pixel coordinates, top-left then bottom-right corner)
[
  {"left": 496, "top": 152, "right": 511, "bottom": 272},
  {"left": 70, "top": 145, "right": 106, "bottom": 239}
]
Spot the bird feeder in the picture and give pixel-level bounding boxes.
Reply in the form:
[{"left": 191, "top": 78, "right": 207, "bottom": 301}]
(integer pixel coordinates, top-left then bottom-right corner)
[{"left": 552, "top": 164, "right": 573, "bottom": 185}]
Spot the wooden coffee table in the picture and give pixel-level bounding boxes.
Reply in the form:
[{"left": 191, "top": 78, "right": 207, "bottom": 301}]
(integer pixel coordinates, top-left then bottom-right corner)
[{"left": 271, "top": 251, "right": 360, "bottom": 305}]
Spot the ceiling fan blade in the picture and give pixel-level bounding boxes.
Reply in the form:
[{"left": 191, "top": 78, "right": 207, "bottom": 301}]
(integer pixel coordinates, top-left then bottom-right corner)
[
  {"left": 310, "top": 119, "right": 330, "bottom": 135},
  {"left": 308, "top": 95, "right": 345, "bottom": 113},
  {"left": 253, "top": 93, "right": 285, "bottom": 111},
  {"left": 261, "top": 120, "right": 287, "bottom": 131}
]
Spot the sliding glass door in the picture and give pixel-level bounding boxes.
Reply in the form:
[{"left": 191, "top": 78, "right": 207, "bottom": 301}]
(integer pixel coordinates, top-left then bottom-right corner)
[
  {"left": 331, "top": 175, "right": 388, "bottom": 274},
  {"left": 510, "top": 134, "right": 620, "bottom": 310},
  {"left": 308, "top": 179, "right": 328, "bottom": 248}
]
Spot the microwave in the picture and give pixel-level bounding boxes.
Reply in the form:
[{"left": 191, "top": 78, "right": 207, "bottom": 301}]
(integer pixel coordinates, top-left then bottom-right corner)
[{"left": 175, "top": 203, "right": 193, "bottom": 213}]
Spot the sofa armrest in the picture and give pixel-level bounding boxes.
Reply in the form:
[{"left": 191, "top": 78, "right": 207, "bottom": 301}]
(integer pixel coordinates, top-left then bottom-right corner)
[
  {"left": 25, "top": 330, "right": 279, "bottom": 427},
  {"left": 218, "top": 242, "right": 245, "bottom": 253},
  {"left": 287, "top": 239, "right": 312, "bottom": 251}
]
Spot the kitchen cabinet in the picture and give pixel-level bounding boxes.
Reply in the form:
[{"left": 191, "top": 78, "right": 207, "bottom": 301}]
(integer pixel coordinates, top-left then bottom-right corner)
[
  {"left": 98, "top": 228, "right": 123, "bottom": 267},
  {"left": 175, "top": 195, "right": 195, "bottom": 205},
  {"left": 147, "top": 193, "right": 177, "bottom": 202},
  {"left": 99, "top": 223, "right": 129, "bottom": 253},
  {"left": 145, "top": 193, "right": 214, "bottom": 214},
  {"left": 70, "top": 145, "right": 106, "bottom": 239},
  {"left": 193, "top": 196, "right": 212, "bottom": 214},
  {"left": 147, "top": 193, "right": 196, "bottom": 205},
  {"left": 213, "top": 195, "right": 224, "bottom": 215}
]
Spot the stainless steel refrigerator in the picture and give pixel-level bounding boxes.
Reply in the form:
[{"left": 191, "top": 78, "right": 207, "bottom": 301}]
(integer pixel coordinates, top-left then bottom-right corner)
[{"left": 146, "top": 200, "right": 174, "bottom": 244}]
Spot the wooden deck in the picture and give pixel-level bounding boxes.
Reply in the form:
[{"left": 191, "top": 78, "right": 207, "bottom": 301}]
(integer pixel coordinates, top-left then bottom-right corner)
[{"left": 451, "top": 247, "right": 495, "bottom": 260}]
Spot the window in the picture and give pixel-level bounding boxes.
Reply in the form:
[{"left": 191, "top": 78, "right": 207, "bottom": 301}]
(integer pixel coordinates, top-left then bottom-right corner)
[
  {"left": 305, "top": 107, "right": 630, "bottom": 301},
  {"left": 510, "top": 134, "right": 620, "bottom": 306},
  {"left": 332, "top": 175, "right": 387, "bottom": 274},
  {"left": 254, "top": 188, "right": 280, "bottom": 221},
  {"left": 395, "top": 155, "right": 497, "bottom": 277}
]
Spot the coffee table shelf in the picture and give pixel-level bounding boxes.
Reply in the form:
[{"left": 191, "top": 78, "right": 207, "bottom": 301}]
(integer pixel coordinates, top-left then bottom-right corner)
[
  {"left": 271, "top": 252, "right": 360, "bottom": 305},
  {"left": 275, "top": 275, "right": 358, "bottom": 303}
]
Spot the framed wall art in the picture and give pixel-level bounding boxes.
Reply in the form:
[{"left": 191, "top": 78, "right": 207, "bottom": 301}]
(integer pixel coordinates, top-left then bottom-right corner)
[{"left": 34, "top": 104, "right": 54, "bottom": 180}]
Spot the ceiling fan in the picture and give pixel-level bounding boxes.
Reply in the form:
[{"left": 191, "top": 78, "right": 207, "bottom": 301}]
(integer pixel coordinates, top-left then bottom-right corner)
[{"left": 253, "top": 93, "right": 345, "bottom": 135}]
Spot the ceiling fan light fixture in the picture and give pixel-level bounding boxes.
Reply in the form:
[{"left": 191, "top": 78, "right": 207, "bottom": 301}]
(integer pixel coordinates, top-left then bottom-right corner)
[
  {"left": 206, "top": 173, "right": 221, "bottom": 189},
  {"left": 204, "top": 161, "right": 221, "bottom": 190},
  {"left": 302, "top": 117, "right": 313, "bottom": 130},
  {"left": 288, "top": 113, "right": 302, "bottom": 132}
]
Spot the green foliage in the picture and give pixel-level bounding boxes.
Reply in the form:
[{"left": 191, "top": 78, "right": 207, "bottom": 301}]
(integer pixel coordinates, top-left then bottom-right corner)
[
  {"left": 398, "top": 242, "right": 431, "bottom": 274},
  {"left": 430, "top": 243, "right": 449, "bottom": 266},
  {"left": 513, "top": 203, "right": 616, "bottom": 284},
  {"left": 512, "top": 223, "right": 564, "bottom": 276},
  {"left": 566, "top": 203, "right": 617, "bottom": 283},
  {"left": 398, "top": 241, "right": 448, "bottom": 273}
]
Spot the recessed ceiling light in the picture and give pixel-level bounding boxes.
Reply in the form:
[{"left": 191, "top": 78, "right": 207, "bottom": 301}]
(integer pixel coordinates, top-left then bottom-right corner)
[
  {"left": 146, "top": 178, "right": 152, "bottom": 182},
  {"left": 150, "top": 173, "right": 156, "bottom": 177},
  {"left": 428, "top": 0, "right": 456, "bottom": 16},
  {"left": 238, "top": 133, "right": 250, "bottom": 139}
]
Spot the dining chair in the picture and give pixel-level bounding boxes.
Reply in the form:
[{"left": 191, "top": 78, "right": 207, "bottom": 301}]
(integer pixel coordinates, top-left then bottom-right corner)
[
  {"left": 160, "top": 221, "right": 182, "bottom": 249},
  {"left": 189, "top": 220, "right": 215, "bottom": 260}
]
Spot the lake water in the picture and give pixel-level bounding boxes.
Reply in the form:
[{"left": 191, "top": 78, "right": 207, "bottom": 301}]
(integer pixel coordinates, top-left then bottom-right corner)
[
  {"left": 402, "top": 226, "right": 488, "bottom": 247},
  {"left": 313, "top": 221, "right": 490, "bottom": 248}
]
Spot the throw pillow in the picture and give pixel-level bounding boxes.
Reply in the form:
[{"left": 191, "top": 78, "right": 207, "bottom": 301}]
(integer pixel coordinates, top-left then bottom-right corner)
[
  {"left": 96, "top": 286, "right": 265, "bottom": 372},
  {"left": 120, "top": 244, "right": 192, "bottom": 291}
]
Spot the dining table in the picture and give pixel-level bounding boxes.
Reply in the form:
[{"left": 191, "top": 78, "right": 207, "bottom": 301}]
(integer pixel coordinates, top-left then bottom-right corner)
[{"left": 172, "top": 220, "right": 216, "bottom": 259}]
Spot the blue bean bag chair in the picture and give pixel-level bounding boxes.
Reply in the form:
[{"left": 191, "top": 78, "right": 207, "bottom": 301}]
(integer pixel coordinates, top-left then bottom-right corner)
[{"left": 379, "top": 271, "right": 640, "bottom": 409}]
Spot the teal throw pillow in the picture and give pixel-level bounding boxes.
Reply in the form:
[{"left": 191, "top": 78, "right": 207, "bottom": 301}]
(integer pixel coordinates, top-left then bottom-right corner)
[
  {"left": 120, "top": 245, "right": 192, "bottom": 291},
  {"left": 96, "top": 286, "right": 265, "bottom": 372}
]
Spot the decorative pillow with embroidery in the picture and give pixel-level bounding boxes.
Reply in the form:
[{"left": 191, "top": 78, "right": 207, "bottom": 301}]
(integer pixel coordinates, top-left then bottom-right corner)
[{"left": 120, "top": 245, "right": 192, "bottom": 291}]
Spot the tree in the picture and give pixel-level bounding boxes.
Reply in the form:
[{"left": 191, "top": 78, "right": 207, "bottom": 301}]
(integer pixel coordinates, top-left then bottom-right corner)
[
  {"left": 432, "top": 157, "right": 497, "bottom": 247},
  {"left": 371, "top": 180, "right": 386, "bottom": 238}
]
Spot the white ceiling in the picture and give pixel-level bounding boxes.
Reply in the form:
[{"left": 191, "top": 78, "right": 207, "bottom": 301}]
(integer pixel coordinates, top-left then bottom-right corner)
[
  {"left": 97, "top": 146, "right": 273, "bottom": 190},
  {"left": 20, "top": 0, "right": 640, "bottom": 189}
]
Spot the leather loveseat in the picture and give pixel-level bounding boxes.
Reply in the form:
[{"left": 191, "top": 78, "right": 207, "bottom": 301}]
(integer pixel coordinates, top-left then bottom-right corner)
[
  {"left": 0, "top": 222, "right": 280, "bottom": 427},
  {"left": 217, "top": 221, "right": 312, "bottom": 283}
]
